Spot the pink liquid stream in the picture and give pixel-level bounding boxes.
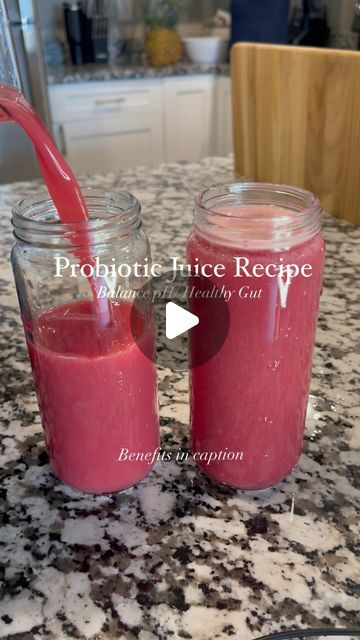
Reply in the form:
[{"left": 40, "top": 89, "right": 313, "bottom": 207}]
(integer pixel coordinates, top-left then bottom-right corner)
[
  {"left": 0, "top": 84, "right": 87, "bottom": 221},
  {"left": 0, "top": 84, "right": 111, "bottom": 325}
]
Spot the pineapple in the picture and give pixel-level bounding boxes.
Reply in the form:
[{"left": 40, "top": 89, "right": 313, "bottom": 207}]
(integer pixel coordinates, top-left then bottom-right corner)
[{"left": 141, "top": 0, "right": 182, "bottom": 67}]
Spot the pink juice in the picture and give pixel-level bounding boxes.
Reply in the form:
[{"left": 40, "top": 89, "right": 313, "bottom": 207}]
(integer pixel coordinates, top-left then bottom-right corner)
[
  {"left": 187, "top": 203, "right": 325, "bottom": 490},
  {"left": 25, "top": 300, "right": 159, "bottom": 493}
]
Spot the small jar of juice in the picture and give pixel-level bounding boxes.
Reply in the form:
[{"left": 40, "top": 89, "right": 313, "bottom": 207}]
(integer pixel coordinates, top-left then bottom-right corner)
[
  {"left": 187, "top": 183, "right": 325, "bottom": 490},
  {"left": 11, "top": 189, "right": 159, "bottom": 494}
]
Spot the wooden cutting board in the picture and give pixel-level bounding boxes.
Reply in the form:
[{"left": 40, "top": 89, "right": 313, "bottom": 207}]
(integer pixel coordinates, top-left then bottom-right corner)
[{"left": 231, "top": 43, "right": 360, "bottom": 225}]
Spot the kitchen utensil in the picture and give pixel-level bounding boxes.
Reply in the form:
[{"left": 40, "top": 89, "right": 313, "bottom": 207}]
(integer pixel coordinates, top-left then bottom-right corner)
[
  {"left": 352, "top": 0, "right": 360, "bottom": 32},
  {"left": 64, "top": 1, "right": 84, "bottom": 65},
  {"left": 81, "top": 1, "right": 94, "bottom": 63},
  {"left": 91, "top": 0, "right": 108, "bottom": 63}
]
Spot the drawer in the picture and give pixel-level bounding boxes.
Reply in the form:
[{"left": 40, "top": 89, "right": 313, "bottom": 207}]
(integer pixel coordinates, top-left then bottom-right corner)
[
  {"left": 49, "top": 79, "right": 164, "bottom": 123},
  {"left": 61, "top": 110, "right": 164, "bottom": 173}
]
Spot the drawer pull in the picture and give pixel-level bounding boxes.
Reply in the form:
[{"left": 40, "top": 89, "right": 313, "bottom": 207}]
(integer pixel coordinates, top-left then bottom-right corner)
[
  {"left": 177, "top": 90, "right": 204, "bottom": 96},
  {"left": 59, "top": 125, "right": 67, "bottom": 155},
  {"left": 95, "top": 97, "right": 126, "bottom": 106},
  {"left": 72, "top": 128, "right": 150, "bottom": 141}
]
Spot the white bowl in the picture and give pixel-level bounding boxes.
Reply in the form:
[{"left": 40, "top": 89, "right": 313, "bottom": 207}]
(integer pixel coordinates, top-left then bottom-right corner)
[{"left": 182, "top": 37, "right": 228, "bottom": 64}]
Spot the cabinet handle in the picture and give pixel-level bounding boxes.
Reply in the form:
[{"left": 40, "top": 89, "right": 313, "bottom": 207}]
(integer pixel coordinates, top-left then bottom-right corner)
[
  {"left": 59, "top": 125, "right": 67, "bottom": 156},
  {"left": 72, "top": 128, "right": 150, "bottom": 141},
  {"left": 177, "top": 90, "right": 203, "bottom": 96},
  {"left": 95, "top": 97, "right": 126, "bottom": 106}
]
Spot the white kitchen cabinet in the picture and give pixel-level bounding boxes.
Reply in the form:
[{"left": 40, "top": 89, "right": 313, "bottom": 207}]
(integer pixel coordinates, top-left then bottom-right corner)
[
  {"left": 48, "top": 73, "right": 232, "bottom": 174},
  {"left": 163, "top": 75, "right": 216, "bottom": 162},
  {"left": 60, "top": 111, "right": 163, "bottom": 174},
  {"left": 216, "top": 76, "right": 233, "bottom": 157},
  {"left": 49, "top": 79, "right": 164, "bottom": 173}
]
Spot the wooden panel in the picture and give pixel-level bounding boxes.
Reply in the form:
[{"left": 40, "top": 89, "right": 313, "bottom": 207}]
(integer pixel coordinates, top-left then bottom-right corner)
[{"left": 231, "top": 43, "right": 360, "bottom": 225}]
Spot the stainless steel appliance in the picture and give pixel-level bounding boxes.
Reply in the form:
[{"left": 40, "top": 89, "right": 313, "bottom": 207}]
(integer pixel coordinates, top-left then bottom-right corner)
[{"left": 0, "top": 0, "right": 50, "bottom": 183}]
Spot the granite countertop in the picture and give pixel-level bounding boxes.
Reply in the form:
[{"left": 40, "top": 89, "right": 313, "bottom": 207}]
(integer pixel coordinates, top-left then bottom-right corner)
[
  {"left": 0, "top": 157, "right": 359, "bottom": 640},
  {"left": 46, "top": 62, "right": 230, "bottom": 85}
]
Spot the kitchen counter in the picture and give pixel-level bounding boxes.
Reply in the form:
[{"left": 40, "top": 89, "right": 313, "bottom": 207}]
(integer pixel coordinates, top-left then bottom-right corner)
[
  {"left": 46, "top": 62, "right": 230, "bottom": 85},
  {"left": 0, "top": 157, "right": 359, "bottom": 640}
]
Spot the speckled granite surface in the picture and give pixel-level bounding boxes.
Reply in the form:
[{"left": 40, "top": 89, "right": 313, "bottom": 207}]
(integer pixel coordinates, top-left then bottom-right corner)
[
  {"left": 46, "top": 62, "right": 230, "bottom": 85},
  {"left": 0, "top": 157, "right": 359, "bottom": 640}
]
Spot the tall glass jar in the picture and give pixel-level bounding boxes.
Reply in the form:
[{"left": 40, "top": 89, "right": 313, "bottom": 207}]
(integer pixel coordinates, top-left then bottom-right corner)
[
  {"left": 187, "top": 183, "right": 325, "bottom": 490},
  {"left": 11, "top": 189, "right": 159, "bottom": 494}
]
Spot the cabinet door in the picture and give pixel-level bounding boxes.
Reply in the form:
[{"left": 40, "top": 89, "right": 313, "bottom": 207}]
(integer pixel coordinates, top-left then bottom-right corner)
[
  {"left": 164, "top": 76, "right": 216, "bottom": 162},
  {"left": 62, "top": 111, "right": 164, "bottom": 174},
  {"left": 216, "top": 76, "right": 233, "bottom": 157}
]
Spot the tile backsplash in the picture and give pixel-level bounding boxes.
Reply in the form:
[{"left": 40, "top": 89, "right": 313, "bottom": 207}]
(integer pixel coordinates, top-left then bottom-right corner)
[
  {"left": 39, "top": 0, "right": 359, "bottom": 64},
  {"left": 39, "top": 0, "right": 220, "bottom": 42},
  {"left": 40, "top": 0, "right": 358, "bottom": 40}
]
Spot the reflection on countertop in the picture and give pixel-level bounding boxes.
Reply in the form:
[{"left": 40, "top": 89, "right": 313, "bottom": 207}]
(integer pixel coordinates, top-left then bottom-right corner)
[
  {"left": 0, "top": 157, "right": 359, "bottom": 639},
  {"left": 46, "top": 61, "right": 231, "bottom": 85}
]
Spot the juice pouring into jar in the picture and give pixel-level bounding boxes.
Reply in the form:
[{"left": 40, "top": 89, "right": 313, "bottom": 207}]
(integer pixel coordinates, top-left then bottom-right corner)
[{"left": 1, "top": 84, "right": 159, "bottom": 493}]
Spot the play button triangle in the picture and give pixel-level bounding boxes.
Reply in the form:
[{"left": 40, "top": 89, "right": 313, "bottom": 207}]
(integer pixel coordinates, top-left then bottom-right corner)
[{"left": 166, "top": 302, "right": 199, "bottom": 340}]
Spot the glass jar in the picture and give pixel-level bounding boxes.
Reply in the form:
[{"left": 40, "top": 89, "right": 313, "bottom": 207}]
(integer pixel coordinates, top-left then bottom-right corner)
[
  {"left": 11, "top": 188, "right": 159, "bottom": 494},
  {"left": 187, "top": 183, "right": 325, "bottom": 490}
]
